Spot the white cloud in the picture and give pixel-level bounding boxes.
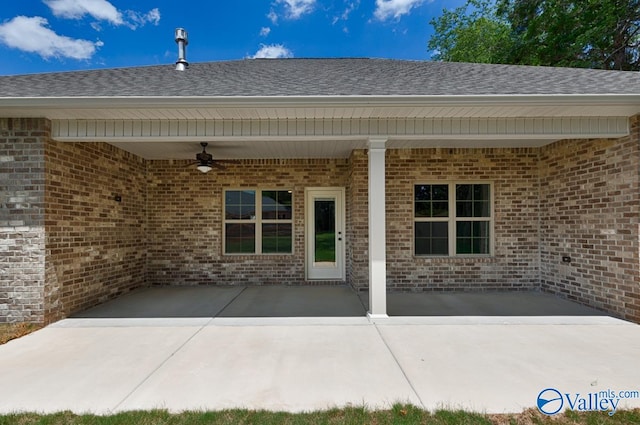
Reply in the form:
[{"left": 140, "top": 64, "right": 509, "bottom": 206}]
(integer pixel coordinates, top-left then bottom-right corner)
[
  {"left": 251, "top": 44, "right": 293, "bottom": 59},
  {"left": 267, "top": 9, "right": 278, "bottom": 24},
  {"left": 340, "top": 1, "right": 360, "bottom": 21},
  {"left": 333, "top": 0, "right": 360, "bottom": 32},
  {"left": 271, "top": 0, "right": 315, "bottom": 21},
  {"left": 260, "top": 27, "right": 271, "bottom": 37},
  {"left": 0, "top": 16, "right": 99, "bottom": 60},
  {"left": 282, "top": 0, "right": 316, "bottom": 19},
  {"left": 44, "top": 0, "right": 123, "bottom": 25},
  {"left": 44, "top": 0, "right": 160, "bottom": 30},
  {"left": 125, "top": 8, "right": 161, "bottom": 29},
  {"left": 374, "top": 0, "right": 425, "bottom": 21}
]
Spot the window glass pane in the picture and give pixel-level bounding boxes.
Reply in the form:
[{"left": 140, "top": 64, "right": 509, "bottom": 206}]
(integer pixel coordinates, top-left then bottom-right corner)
[
  {"left": 456, "top": 184, "right": 472, "bottom": 200},
  {"left": 262, "top": 190, "right": 277, "bottom": 219},
  {"left": 473, "top": 238, "right": 490, "bottom": 254},
  {"left": 432, "top": 202, "right": 448, "bottom": 217},
  {"left": 473, "top": 221, "right": 490, "bottom": 238},
  {"left": 456, "top": 201, "right": 472, "bottom": 217},
  {"left": 225, "top": 190, "right": 256, "bottom": 220},
  {"left": 432, "top": 239, "right": 449, "bottom": 255},
  {"left": 456, "top": 238, "right": 472, "bottom": 254},
  {"left": 432, "top": 222, "right": 448, "bottom": 237},
  {"left": 415, "top": 202, "right": 431, "bottom": 218},
  {"left": 225, "top": 223, "right": 255, "bottom": 253},
  {"left": 474, "top": 184, "right": 490, "bottom": 200},
  {"left": 276, "top": 191, "right": 293, "bottom": 220},
  {"left": 415, "top": 185, "right": 448, "bottom": 218},
  {"left": 474, "top": 201, "right": 491, "bottom": 217},
  {"left": 415, "top": 222, "right": 448, "bottom": 256},
  {"left": 262, "top": 190, "right": 292, "bottom": 220},
  {"left": 415, "top": 185, "right": 432, "bottom": 201},
  {"left": 262, "top": 223, "right": 292, "bottom": 254},
  {"left": 456, "top": 221, "right": 471, "bottom": 236},
  {"left": 456, "top": 221, "right": 490, "bottom": 254},
  {"left": 457, "top": 184, "right": 490, "bottom": 218},
  {"left": 432, "top": 185, "right": 448, "bottom": 200},
  {"left": 415, "top": 222, "right": 431, "bottom": 238},
  {"left": 240, "top": 190, "right": 255, "bottom": 205},
  {"left": 315, "top": 200, "right": 336, "bottom": 262}
]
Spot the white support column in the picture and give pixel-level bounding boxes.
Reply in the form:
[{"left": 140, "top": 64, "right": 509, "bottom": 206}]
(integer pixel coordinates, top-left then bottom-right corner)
[{"left": 367, "top": 137, "right": 389, "bottom": 320}]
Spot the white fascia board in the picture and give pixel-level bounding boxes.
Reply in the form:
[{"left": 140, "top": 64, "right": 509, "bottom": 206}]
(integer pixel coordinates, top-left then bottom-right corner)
[{"left": 2, "top": 94, "right": 640, "bottom": 108}]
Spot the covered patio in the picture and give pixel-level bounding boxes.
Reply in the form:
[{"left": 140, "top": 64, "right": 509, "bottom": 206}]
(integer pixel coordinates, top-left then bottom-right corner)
[{"left": 72, "top": 286, "right": 608, "bottom": 319}]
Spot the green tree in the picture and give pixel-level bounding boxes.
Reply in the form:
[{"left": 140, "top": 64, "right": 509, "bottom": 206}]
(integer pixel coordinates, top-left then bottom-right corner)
[
  {"left": 500, "top": 0, "right": 640, "bottom": 70},
  {"left": 429, "top": 0, "right": 640, "bottom": 70},
  {"left": 429, "top": 0, "right": 513, "bottom": 63}
]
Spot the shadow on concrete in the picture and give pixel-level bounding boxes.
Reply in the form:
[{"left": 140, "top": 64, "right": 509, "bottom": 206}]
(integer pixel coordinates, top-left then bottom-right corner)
[
  {"left": 72, "top": 286, "right": 367, "bottom": 318},
  {"left": 72, "top": 286, "right": 607, "bottom": 319},
  {"left": 360, "top": 291, "right": 608, "bottom": 316}
]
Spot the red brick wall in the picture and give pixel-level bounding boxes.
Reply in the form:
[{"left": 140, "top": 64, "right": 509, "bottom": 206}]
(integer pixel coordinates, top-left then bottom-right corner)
[
  {"left": 348, "top": 147, "right": 541, "bottom": 290},
  {"left": 146, "top": 159, "right": 349, "bottom": 286},
  {"left": 540, "top": 120, "right": 640, "bottom": 322},
  {"left": 45, "top": 141, "right": 147, "bottom": 319}
]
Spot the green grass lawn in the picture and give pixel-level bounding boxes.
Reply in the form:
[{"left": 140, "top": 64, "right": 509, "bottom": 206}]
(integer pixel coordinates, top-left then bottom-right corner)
[
  {"left": 315, "top": 231, "right": 336, "bottom": 262},
  {"left": 0, "top": 406, "right": 639, "bottom": 425}
]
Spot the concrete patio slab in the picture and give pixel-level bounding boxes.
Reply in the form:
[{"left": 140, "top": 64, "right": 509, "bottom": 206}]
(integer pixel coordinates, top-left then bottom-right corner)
[
  {"left": 117, "top": 324, "right": 421, "bottom": 412},
  {"left": 0, "top": 324, "right": 201, "bottom": 414},
  {"left": 1, "top": 287, "right": 637, "bottom": 416},
  {"left": 0, "top": 316, "right": 639, "bottom": 415},
  {"left": 359, "top": 291, "right": 608, "bottom": 316},
  {"left": 376, "top": 321, "right": 640, "bottom": 413},
  {"left": 217, "top": 286, "right": 367, "bottom": 317},
  {"left": 73, "top": 286, "right": 245, "bottom": 318}
]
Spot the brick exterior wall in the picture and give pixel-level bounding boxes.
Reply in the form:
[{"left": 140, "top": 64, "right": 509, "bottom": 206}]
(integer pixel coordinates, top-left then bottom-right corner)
[
  {"left": 348, "top": 148, "right": 541, "bottom": 291},
  {"left": 540, "top": 118, "right": 640, "bottom": 322},
  {"left": 146, "top": 159, "right": 349, "bottom": 286},
  {"left": 0, "top": 119, "right": 48, "bottom": 323},
  {"left": 45, "top": 141, "right": 147, "bottom": 320},
  {"left": 347, "top": 150, "right": 369, "bottom": 288}
]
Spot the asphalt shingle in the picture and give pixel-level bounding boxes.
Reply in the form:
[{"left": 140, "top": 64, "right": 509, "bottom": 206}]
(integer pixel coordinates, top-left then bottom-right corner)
[{"left": 1, "top": 58, "right": 639, "bottom": 97}]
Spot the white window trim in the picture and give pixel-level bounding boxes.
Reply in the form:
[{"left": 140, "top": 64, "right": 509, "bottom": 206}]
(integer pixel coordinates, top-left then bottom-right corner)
[
  {"left": 223, "top": 188, "right": 294, "bottom": 255},
  {"left": 413, "top": 181, "right": 494, "bottom": 257}
]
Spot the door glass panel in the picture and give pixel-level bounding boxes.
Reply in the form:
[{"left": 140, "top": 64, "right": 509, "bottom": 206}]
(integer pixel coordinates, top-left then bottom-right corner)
[{"left": 314, "top": 199, "right": 336, "bottom": 263}]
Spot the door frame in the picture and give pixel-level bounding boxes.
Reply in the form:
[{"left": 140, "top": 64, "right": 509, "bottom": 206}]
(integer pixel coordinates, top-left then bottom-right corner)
[{"left": 305, "top": 187, "right": 346, "bottom": 281}]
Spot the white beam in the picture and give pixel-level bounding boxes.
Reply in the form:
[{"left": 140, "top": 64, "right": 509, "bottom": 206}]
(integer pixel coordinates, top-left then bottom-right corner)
[{"left": 367, "top": 137, "right": 388, "bottom": 320}]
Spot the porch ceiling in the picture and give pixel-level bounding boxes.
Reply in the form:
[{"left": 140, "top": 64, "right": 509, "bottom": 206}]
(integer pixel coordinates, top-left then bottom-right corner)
[{"left": 6, "top": 94, "right": 639, "bottom": 159}]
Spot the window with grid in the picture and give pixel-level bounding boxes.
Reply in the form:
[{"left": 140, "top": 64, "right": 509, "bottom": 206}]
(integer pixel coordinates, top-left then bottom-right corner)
[
  {"left": 414, "top": 183, "right": 492, "bottom": 256},
  {"left": 224, "top": 189, "right": 293, "bottom": 254}
]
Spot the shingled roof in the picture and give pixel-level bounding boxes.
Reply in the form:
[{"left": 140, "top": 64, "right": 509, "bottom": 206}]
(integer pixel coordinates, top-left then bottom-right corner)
[{"left": 1, "top": 58, "right": 639, "bottom": 98}]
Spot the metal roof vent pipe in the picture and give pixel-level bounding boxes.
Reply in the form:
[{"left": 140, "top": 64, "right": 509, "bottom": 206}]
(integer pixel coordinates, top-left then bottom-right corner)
[{"left": 175, "top": 28, "right": 189, "bottom": 71}]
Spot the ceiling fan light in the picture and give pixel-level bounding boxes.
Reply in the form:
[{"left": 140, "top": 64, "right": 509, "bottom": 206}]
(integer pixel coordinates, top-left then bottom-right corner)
[{"left": 197, "top": 165, "right": 213, "bottom": 173}]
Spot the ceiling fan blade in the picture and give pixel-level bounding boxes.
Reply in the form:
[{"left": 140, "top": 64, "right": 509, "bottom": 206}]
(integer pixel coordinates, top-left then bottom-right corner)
[{"left": 211, "top": 162, "right": 227, "bottom": 170}]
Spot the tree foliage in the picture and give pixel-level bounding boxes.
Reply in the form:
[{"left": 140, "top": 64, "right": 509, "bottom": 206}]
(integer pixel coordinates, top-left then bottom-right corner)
[
  {"left": 429, "top": 0, "right": 640, "bottom": 70},
  {"left": 429, "top": 0, "right": 512, "bottom": 63}
]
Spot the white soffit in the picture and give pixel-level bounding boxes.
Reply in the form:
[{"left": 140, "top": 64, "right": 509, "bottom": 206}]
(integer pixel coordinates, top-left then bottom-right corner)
[{"left": 52, "top": 115, "right": 630, "bottom": 159}]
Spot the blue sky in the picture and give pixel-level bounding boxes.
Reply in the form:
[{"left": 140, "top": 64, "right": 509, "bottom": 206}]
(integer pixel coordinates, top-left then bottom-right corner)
[{"left": 0, "top": 0, "right": 465, "bottom": 76}]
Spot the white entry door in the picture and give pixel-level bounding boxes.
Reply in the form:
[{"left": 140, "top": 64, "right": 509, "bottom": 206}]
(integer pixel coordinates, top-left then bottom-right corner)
[{"left": 305, "top": 188, "right": 345, "bottom": 280}]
